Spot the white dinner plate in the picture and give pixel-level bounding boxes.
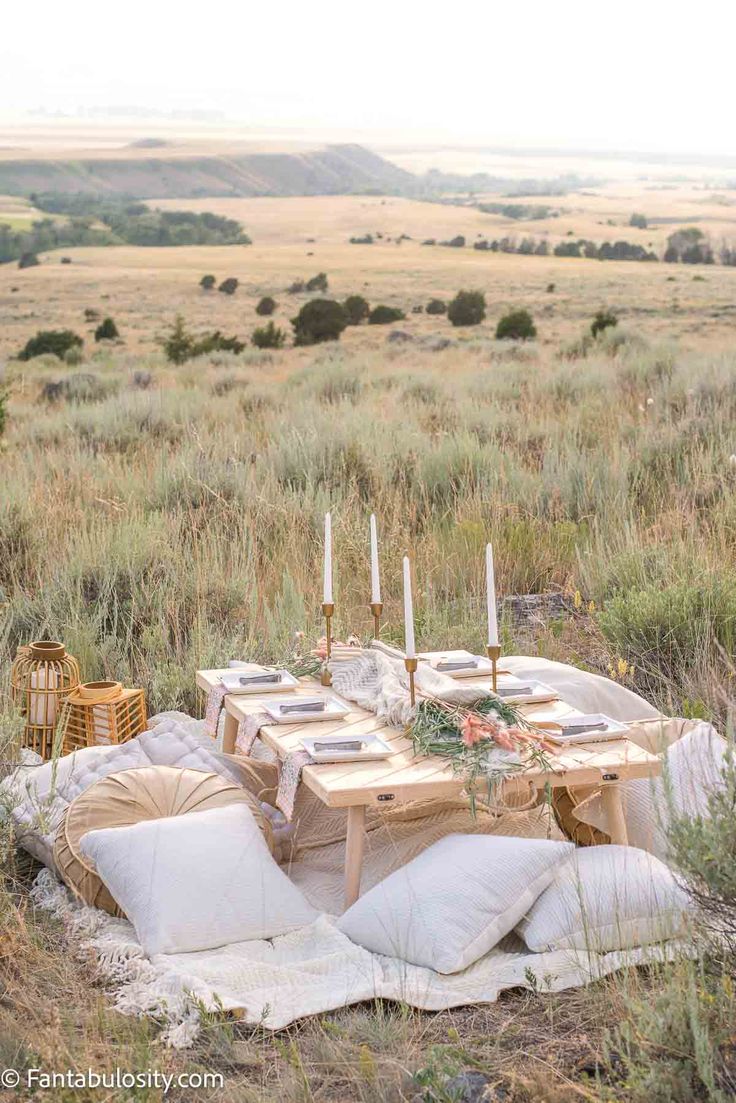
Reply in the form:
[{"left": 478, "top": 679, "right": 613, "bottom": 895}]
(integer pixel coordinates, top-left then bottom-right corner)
[
  {"left": 492, "top": 679, "right": 560, "bottom": 705},
  {"left": 219, "top": 669, "right": 299, "bottom": 694},
  {"left": 263, "top": 696, "right": 351, "bottom": 725},
  {"left": 300, "top": 733, "right": 395, "bottom": 763},
  {"left": 418, "top": 650, "right": 493, "bottom": 678},
  {"left": 542, "top": 713, "right": 630, "bottom": 745}
]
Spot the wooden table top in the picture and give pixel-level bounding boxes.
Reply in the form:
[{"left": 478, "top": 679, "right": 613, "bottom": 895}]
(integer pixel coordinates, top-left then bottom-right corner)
[{"left": 197, "top": 667, "right": 661, "bottom": 809}]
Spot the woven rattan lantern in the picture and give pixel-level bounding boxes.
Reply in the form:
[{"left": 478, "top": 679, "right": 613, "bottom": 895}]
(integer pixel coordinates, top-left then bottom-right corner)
[
  {"left": 57, "top": 681, "right": 147, "bottom": 755},
  {"left": 11, "top": 641, "right": 81, "bottom": 759}
]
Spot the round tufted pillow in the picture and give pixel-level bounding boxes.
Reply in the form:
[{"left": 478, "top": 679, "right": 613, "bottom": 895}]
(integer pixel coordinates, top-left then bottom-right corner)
[{"left": 54, "top": 765, "right": 273, "bottom": 917}]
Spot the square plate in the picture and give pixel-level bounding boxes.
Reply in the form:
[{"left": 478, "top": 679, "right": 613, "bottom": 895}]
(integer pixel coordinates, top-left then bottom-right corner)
[
  {"left": 262, "top": 696, "right": 351, "bottom": 724},
  {"left": 220, "top": 669, "right": 299, "bottom": 694},
  {"left": 491, "top": 678, "right": 560, "bottom": 705},
  {"left": 418, "top": 650, "right": 493, "bottom": 678},
  {"left": 301, "top": 733, "right": 395, "bottom": 762},
  {"left": 541, "top": 713, "right": 630, "bottom": 745}
]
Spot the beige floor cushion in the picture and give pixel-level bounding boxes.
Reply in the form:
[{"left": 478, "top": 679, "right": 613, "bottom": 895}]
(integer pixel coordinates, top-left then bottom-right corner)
[{"left": 54, "top": 765, "right": 272, "bottom": 917}]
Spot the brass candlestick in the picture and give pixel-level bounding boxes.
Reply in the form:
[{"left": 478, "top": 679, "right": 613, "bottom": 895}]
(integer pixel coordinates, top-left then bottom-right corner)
[
  {"left": 321, "top": 602, "right": 335, "bottom": 686},
  {"left": 369, "top": 601, "right": 383, "bottom": 639},
  {"left": 486, "top": 644, "right": 502, "bottom": 693},
  {"left": 404, "top": 657, "right": 418, "bottom": 707}
]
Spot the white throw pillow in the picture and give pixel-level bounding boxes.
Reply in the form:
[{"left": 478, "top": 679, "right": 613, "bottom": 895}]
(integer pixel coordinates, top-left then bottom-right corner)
[
  {"left": 80, "top": 803, "right": 317, "bottom": 955},
  {"left": 517, "top": 845, "right": 691, "bottom": 953},
  {"left": 338, "top": 834, "right": 574, "bottom": 974}
]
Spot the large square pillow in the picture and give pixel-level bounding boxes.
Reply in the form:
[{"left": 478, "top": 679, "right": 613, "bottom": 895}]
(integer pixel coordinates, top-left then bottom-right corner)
[
  {"left": 80, "top": 803, "right": 317, "bottom": 955},
  {"left": 338, "top": 834, "right": 574, "bottom": 973},
  {"left": 517, "top": 844, "right": 691, "bottom": 953}
]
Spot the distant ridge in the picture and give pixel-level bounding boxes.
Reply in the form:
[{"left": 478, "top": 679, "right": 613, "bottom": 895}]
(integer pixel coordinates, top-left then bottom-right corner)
[{"left": 0, "top": 143, "right": 415, "bottom": 199}]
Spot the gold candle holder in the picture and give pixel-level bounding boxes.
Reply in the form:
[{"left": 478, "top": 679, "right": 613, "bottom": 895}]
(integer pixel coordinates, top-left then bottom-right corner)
[
  {"left": 404, "top": 657, "right": 418, "bottom": 707},
  {"left": 486, "top": 644, "right": 502, "bottom": 693},
  {"left": 369, "top": 601, "right": 383, "bottom": 639},
  {"left": 321, "top": 602, "right": 335, "bottom": 686}
]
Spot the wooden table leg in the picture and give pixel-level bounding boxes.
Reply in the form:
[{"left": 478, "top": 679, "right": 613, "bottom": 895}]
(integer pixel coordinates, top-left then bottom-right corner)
[
  {"left": 344, "top": 805, "right": 367, "bottom": 909},
  {"left": 601, "top": 785, "right": 628, "bottom": 846},
  {"left": 222, "top": 711, "right": 238, "bottom": 755}
]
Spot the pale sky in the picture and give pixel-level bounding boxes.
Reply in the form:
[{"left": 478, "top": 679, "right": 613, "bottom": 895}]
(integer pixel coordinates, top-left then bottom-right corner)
[{"left": 2, "top": 0, "right": 735, "bottom": 154}]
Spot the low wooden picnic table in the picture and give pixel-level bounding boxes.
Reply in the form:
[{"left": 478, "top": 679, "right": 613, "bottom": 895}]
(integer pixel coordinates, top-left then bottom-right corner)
[{"left": 197, "top": 667, "right": 661, "bottom": 907}]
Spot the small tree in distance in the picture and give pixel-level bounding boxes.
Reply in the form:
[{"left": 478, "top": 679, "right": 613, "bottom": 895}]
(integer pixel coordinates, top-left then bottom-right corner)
[
  {"left": 368, "top": 305, "right": 405, "bottom": 325},
  {"left": 448, "top": 290, "right": 486, "bottom": 327},
  {"left": 343, "top": 295, "right": 370, "bottom": 325},
  {"left": 426, "top": 298, "right": 447, "bottom": 315},
  {"left": 256, "top": 296, "right": 277, "bottom": 316},
  {"left": 291, "top": 299, "right": 347, "bottom": 346},
  {"left": 252, "top": 321, "right": 286, "bottom": 349},
  {"left": 496, "top": 309, "right": 537, "bottom": 340},
  {"left": 591, "top": 309, "right": 619, "bottom": 338},
  {"left": 200, "top": 274, "right": 216, "bottom": 291},
  {"left": 18, "top": 252, "right": 40, "bottom": 269},
  {"left": 218, "top": 277, "right": 239, "bottom": 295},
  {"left": 305, "top": 272, "right": 328, "bottom": 293},
  {"left": 94, "top": 317, "right": 119, "bottom": 342},
  {"left": 17, "top": 330, "right": 83, "bottom": 361}
]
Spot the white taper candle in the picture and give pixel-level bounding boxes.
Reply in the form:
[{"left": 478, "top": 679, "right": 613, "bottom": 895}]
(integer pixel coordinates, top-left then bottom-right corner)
[
  {"left": 485, "top": 542, "right": 499, "bottom": 647},
  {"left": 369, "top": 514, "right": 381, "bottom": 604},
  {"left": 323, "top": 512, "right": 333, "bottom": 604},
  {"left": 402, "top": 555, "right": 416, "bottom": 659}
]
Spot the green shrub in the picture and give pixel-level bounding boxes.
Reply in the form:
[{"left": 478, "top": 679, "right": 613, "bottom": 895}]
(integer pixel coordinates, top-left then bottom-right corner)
[
  {"left": 287, "top": 279, "right": 305, "bottom": 294},
  {"left": 94, "top": 317, "right": 119, "bottom": 342},
  {"left": 218, "top": 277, "right": 239, "bottom": 295},
  {"left": 17, "top": 329, "right": 83, "bottom": 361},
  {"left": 194, "top": 331, "right": 245, "bottom": 355},
  {"left": 18, "top": 251, "right": 39, "bottom": 269},
  {"left": 448, "top": 290, "right": 486, "bottom": 327},
  {"left": 305, "top": 272, "right": 328, "bottom": 293},
  {"left": 252, "top": 321, "right": 286, "bottom": 349},
  {"left": 368, "top": 305, "right": 405, "bottom": 325},
  {"left": 0, "top": 383, "right": 9, "bottom": 438},
  {"left": 495, "top": 309, "right": 536, "bottom": 340},
  {"left": 343, "top": 295, "right": 370, "bottom": 325},
  {"left": 426, "top": 298, "right": 447, "bottom": 315},
  {"left": 199, "top": 274, "right": 216, "bottom": 291},
  {"left": 591, "top": 309, "right": 619, "bottom": 337},
  {"left": 629, "top": 212, "right": 648, "bottom": 229},
  {"left": 255, "top": 296, "right": 277, "bottom": 316},
  {"left": 291, "top": 299, "right": 347, "bottom": 346},
  {"left": 161, "top": 316, "right": 195, "bottom": 364}
]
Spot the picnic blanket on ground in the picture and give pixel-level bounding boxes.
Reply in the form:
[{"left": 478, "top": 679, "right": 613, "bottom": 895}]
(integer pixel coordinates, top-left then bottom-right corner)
[{"left": 3, "top": 659, "right": 690, "bottom": 1043}]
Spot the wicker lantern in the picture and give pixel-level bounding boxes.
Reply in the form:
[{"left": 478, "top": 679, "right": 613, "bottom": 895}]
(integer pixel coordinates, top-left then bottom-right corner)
[
  {"left": 11, "top": 641, "right": 81, "bottom": 759},
  {"left": 57, "top": 681, "right": 147, "bottom": 755}
]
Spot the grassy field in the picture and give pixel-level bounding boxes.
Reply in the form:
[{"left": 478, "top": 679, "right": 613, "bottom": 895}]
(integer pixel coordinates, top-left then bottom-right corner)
[{"left": 2, "top": 175, "right": 736, "bottom": 1100}]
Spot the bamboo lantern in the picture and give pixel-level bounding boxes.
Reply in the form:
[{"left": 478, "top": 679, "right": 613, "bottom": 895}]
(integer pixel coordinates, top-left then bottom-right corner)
[
  {"left": 11, "top": 641, "right": 81, "bottom": 759},
  {"left": 56, "top": 681, "right": 147, "bottom": 755}
]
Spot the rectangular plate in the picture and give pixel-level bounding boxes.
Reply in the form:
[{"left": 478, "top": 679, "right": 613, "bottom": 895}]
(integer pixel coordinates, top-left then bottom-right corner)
[
  {"left": 418, "top": 650, "right": 493, "bottom": 678},
  {"left": 263, "top": 696, "right": 351, "bottom": 725},
  {"left": 219, "top": 669, "right": 299, "bottom": 694},
  {"left": 301, "top": 733, "right": 395, "bottom": 762},
  {"left": 492, "top": 679, "right": 560, "bottom": 705},
  {"left": 542, "top": 713, "right": 630, "bottom": 745}
]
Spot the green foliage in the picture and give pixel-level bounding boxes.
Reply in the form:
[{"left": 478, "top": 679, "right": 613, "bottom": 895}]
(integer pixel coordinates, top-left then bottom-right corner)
[
  {"left": 598, "top": 573, "right": 736, "bottom": 676},
  {"left": 17, "top": 329, "right": 83, "bottom": 361},
  {"left": 343, "top": 295, "right": 370, "bottom": 325},
  {"left": 287, "top": 279, "right": 305, "bottom": 294},
  {"left": 218, "top": 277, "right": 239, "bottom": 295},
  {"left": 591, "top": 309, "right": 619, "bottom": 338},
  {"left": 426, "top": 298, "right": 447, "bottom": 315},
  {"left": 160, "top": 315, "right": 244, "bottom": 363},
  {"left": 200, "top": 274, "right": 216, "bottom": 291},
  {"left": 495, "top": 309, "right": 536, "bottom": 340},
  {"left": 305, "top": 272, "right": 328, "bottom": 293},
  {"left": 94, "top": 317, "right": 119, "bottom": 342},
  {"left": 291, "top": 299, "right": 347, "bottom": 346},
  {"left": 255, "top": 296, "right": 277, "bottom": 316},
  {"left": 252, "top": 321, "right": 286, "bottom": 349},
  {"left": 448, "top": 290, "right": 486, "bottom": 327},
  {"left": 0, "top": 384, "right": 9, "bottom": 439},
  {"left": 17, "top": 251, "right": 40, "bottom": 269},
  {"left": 630, "top": 212, "right": 648, "bottom": 229},
  {"left": 368, "top": 305, "right": 406, "bottom": 325}
]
